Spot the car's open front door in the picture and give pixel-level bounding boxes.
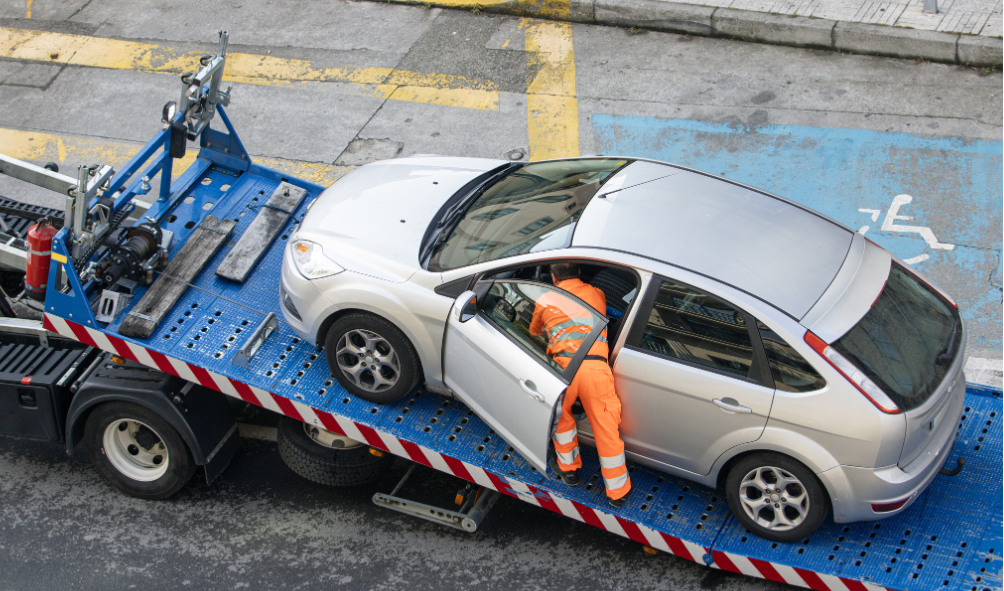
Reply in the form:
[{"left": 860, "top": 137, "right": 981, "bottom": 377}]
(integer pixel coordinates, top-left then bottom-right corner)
[{"left": 442, "top": 280, "right": 607, "bottom": 473}]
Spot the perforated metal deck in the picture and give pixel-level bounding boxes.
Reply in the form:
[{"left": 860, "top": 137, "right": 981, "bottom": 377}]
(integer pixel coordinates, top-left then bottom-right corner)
[{"left": 43, "top": 161, "right": 1003, "bottom": 591}]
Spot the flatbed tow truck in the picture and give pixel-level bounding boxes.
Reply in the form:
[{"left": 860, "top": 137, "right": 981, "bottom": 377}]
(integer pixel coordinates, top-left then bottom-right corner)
[{"left": 0, "top": 33, "right": 999, "bottom": 591}]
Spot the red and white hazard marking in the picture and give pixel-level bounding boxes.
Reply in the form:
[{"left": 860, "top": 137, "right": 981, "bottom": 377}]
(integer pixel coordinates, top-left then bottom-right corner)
[{"left": 44, "top": 313, "right": 888, "bottom": 591}]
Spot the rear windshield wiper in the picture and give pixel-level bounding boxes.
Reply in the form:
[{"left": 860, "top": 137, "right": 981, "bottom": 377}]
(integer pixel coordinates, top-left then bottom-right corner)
[{"left": 936, "top": 321, "right": 960, "bottom": 366}]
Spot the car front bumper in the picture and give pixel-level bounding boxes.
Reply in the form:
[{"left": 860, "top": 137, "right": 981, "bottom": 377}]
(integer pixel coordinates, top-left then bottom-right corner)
[{"left": 821, "top": 373, "right": 967, "bottom": 523}]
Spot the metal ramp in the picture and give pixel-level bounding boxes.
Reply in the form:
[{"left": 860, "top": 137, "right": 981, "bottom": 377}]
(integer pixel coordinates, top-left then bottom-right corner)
[{"left": 39, "top": 160, "right": 1003, "bottom": 591}]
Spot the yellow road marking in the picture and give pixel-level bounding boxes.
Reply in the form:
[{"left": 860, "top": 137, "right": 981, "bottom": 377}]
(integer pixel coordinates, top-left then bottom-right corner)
[
  {"left": 0, "top": 127, "right": 352, "bottom": 188},
  {"left": 415, "top": 0, "right": 571, "bottom": 19},
  {"left": 524, "top": 20, "right": 579, "bottom": 160},
  {"left": 0, "top": 27, "right": 499, "bottom": 111}
]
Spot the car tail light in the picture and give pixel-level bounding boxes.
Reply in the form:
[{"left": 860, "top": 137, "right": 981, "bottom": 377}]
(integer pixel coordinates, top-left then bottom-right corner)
[
  {"left": 871, "top": 497, "right": 911, "bottom": 513},
  {"left": 804, "top": 331, "right": 901, "bottom": 414}
]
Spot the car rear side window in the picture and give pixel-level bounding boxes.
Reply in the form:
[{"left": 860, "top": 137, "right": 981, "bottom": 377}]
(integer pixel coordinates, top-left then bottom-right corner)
[
  {"left": 831, "top": 263, "right": 961, "bottom": 412},
  {"left": 755, "top": 321, "right": 826, "bottom": 392},
  {"left": 635, "top": 280, "right": 754, "bottom": 378}
]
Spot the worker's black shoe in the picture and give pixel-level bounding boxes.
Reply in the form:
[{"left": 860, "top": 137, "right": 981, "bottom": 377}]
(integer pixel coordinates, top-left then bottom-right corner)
[
  {"left": 548, "top": 454, "right": 580, "bottom": 487},
  {"left": 608, "top": 490, "right": 631, "bottom": 509}
]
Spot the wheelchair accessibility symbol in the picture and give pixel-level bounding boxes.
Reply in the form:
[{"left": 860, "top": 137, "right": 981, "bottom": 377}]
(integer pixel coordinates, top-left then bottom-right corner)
[{"left": 857, "top": 194, "right": 954, "bottom": 265}]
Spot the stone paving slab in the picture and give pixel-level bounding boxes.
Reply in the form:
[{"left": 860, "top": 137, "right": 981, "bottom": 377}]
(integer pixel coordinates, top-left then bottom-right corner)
[{"left": 378, "top": 0, "right": 1002, "bottom": 65}]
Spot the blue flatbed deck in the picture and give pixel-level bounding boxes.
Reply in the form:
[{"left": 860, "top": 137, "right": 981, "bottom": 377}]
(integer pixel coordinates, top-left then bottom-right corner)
[{"left": 40, "top": 121, "right": 1002, "bottom": 591}]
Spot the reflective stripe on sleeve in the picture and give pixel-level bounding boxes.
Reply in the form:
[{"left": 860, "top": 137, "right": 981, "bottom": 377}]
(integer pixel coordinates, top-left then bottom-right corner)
[
  {"left": 554, "top": 329, "right": 589, "bottom": 341},
  {"left": 599, "top": 452, "right": 626, "bottom": 469},
  {"left": 553, "top": 427, "right": 578, "bottom": 445},
  {"left": 548, "top": 320, "right": 577, "bottom": 340},
  {"left": 604, "top": 471, "right": 630, "bottom": 491},
  {"left": 556, "top": 447, "right": 580, "bottom": 465}
]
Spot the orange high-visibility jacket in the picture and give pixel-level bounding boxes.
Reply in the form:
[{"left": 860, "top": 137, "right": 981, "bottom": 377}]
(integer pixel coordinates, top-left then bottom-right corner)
[{"left": 529, "top": 278, "right": 609, "bottom": 367}]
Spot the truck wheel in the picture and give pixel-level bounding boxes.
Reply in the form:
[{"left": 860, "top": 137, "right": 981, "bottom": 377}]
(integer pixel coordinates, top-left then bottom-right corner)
[
  {"left": 277, "top": 417, "right": 394, "bottom": 487},
  {"left": 84, "top": 402, "right": 195, "bottom": 500},
  {"left": 324, "top": 312, "right": 420, "bottom": 404},
  {"left": 725, "top": 452, "right": 829, "bottom": 543}
]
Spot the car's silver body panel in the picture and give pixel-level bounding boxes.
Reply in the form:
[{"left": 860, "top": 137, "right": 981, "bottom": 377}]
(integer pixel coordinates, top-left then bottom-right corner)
[
  {"left": 802, "top": 236, "right": 891, "bottom": 341},
  {"left": 295, "top": 156, "right": 505, "bottom": 282},
  {"left": 281, "top": 155, "right": 965, "bottom": 526},
  {"left": 573, "top": 167, "right": 854, "bottom": 319}
]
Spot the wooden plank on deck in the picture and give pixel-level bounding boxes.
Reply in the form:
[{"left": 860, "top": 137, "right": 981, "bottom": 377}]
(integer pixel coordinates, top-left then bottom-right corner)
[
  {"left": 215, "top": 181, "right": 305, "bottom": 283},
  {"left": 119, "top": 215, "right": 236, "bottom": 339}
]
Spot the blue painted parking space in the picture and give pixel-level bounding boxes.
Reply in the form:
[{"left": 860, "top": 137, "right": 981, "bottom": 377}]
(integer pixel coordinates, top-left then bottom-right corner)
[{"left": 592, "top": 116, "right": 1003, "bottom": 350}]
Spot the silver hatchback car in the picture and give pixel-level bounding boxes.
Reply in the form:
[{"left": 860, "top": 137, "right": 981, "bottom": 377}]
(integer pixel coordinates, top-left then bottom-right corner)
[{"left": 280, "top": 156, "right": 966, "bottom": 541}]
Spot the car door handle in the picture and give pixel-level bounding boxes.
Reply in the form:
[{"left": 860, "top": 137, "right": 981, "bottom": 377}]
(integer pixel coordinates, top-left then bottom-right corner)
[
  {"left": 713, "top": 398, "right": 752, "bottom": 414},
  {"left": 520, "top": 379, "right": 545, "bottom": 403}
]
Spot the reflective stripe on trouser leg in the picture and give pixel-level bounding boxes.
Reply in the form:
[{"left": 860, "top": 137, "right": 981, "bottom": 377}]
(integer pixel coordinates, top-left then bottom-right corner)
[
  {"left": 599, "top": 452, "right": 630, "bottom": 495},
  {"left": 573, "top": 364, "right": 631, "bottom": 500},
  {"left": 555, "top": 446, "right": 580, "bottom": 466},
  {"left": 553, "top": 394, "right": 583, "bottom": 472},
  {"left": 553, "top": 427, "right": 581, "bottom": 471},
  {"left": 554, "top": 426, "right": 577, "bottom": 445}
]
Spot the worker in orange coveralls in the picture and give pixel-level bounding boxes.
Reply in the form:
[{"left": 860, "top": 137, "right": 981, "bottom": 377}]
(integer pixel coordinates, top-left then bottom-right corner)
[{"left": 529, "top": 263, "right": 632, "bottom": 508}]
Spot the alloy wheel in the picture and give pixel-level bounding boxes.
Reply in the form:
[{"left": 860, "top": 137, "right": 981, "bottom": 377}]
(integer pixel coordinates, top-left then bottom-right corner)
[
  {"left": 334, "top": 329, "right": 401, "bottom": 394},
  {"left": 737, "top": 465, "right": 810, "bottom": 532}
]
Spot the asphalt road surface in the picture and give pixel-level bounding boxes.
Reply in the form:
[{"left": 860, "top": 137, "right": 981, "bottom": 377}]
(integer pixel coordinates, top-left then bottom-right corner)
[{"left": 0, "top": 1, "right": 1000, "bottom": 589}]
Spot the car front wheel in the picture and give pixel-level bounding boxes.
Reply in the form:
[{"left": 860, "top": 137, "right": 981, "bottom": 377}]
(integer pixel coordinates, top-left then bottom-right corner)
[
  {"left": 324, "top": 312, "right": 420, "bottom": 404},
  {"left": 725, "top": 452, "right": 829, "bottom": 542}
]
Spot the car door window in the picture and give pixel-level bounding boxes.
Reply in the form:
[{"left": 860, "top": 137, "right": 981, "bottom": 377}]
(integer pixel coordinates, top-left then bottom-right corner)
[
  {"left": 478, "top": 280, "right": 606, "bottom": 379},
  {"left": 755, "top": 320, "right": 826, "bottom": 392},
  {"left": 631, "top": 279, "right": 755, "bottom": 379}
]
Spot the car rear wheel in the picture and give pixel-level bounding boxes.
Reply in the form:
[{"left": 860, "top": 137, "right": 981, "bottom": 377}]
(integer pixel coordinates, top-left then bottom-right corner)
[
  {"left": 725, "top": 452, "right": 829, "bottom": 542},
  {"left": 84, "top": 402, "right": 195, "bottom": 500},
  {"left": 324, "top": 312, "right": 420, "bottom": 404}
]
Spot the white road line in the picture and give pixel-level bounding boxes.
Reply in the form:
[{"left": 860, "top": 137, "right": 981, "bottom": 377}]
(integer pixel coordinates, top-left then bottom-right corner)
[{"left": 965, "top": 357, "right": 1003, "bottom": 389}]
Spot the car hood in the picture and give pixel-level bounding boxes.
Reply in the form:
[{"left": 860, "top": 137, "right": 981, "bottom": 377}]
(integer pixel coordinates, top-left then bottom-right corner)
[{"left": 295, "top": 156, "right": 507, "bottom": 282}]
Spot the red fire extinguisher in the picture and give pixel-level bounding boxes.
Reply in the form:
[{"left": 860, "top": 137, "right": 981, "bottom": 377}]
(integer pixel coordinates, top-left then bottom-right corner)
[{"left": 25, "top": 218, "right": 59, "bottom": 301}]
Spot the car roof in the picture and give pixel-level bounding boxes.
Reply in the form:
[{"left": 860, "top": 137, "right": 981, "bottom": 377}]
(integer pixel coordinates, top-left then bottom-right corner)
[{"left": 572, "top": 161, "right": 854, "bottom": 319}]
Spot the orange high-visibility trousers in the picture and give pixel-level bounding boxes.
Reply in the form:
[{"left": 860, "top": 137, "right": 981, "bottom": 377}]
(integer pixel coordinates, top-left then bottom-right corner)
[{"left": 552, "top": 359, "right": 631, "bottom": 501}]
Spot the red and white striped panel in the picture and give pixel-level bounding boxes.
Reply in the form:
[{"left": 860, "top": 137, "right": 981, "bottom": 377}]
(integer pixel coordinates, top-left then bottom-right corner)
[
  {"left": 711, "top": 550, "right": 889, "bottom": 591},
  {"left": 43, "top": 313, "right": 889, "bottom": 591}
]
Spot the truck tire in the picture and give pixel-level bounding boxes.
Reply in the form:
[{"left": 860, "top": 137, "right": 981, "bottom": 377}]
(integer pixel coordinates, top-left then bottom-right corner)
[
  {"left": 277, "top": 417, "right": 394, "bottom": 487},
  {"left": 83, "top": 402, "right": 195, "bottom": 500}
]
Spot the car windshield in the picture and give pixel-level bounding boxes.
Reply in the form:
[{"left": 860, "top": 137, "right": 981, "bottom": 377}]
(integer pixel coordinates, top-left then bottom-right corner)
[
  {"left": 832, "top": 262, "right": 962, "bottom": 412},
  {"left": 428, "top": 159, "right": 628, "bottom": 271}
]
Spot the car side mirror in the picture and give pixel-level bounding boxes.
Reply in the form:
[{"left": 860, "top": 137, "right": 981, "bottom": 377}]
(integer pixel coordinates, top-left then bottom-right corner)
[{"left": 453, "top": 290, "right": 479, "bottom": 323}]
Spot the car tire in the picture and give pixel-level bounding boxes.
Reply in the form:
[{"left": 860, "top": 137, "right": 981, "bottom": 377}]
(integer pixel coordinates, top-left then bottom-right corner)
[
  {"left": 324, "top": 312, "right": 421, "bottom": 404},
  {"left": 277, "top": 417, "right": 394, "bottom": 487},
  {"left": 83, "top": 402, "right": 195, "bottom": 500},
  {"left": 725, "top": 452, "right": 829, "bottom": 542}
]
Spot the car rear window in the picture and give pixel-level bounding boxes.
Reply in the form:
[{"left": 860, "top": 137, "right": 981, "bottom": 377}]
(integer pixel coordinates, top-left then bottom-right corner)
[{"left": 831, "top": 263, "right": 961, "bottom": 412}]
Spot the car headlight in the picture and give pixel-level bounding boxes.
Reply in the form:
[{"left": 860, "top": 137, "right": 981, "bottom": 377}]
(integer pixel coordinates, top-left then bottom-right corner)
[{"left": 290, "top": 240, "right": 344, "bottom": 279}]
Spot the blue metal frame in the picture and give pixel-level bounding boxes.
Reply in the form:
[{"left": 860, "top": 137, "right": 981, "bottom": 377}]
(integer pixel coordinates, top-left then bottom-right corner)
[{"left": 44, "top": 108, "right": 255, "bottom": 325}]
